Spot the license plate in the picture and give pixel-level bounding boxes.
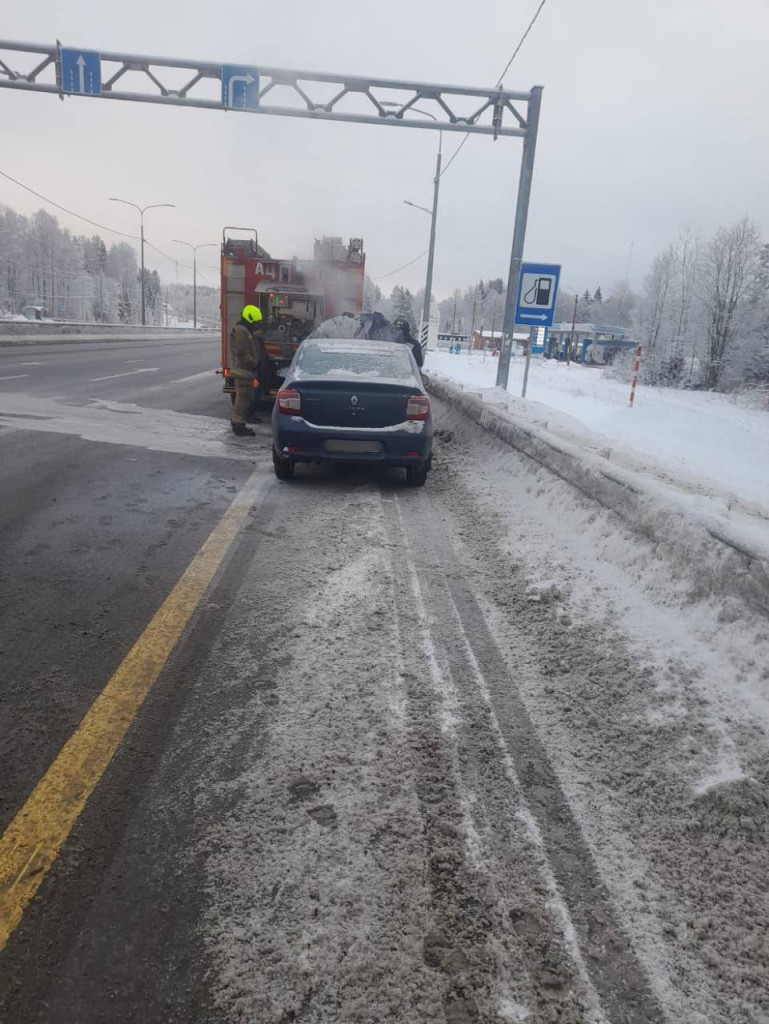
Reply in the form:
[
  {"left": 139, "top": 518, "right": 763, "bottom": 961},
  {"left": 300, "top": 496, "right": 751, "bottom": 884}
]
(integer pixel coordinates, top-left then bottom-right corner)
[{"left": 323, "top": 440, "right": 383, "bottom": 454}]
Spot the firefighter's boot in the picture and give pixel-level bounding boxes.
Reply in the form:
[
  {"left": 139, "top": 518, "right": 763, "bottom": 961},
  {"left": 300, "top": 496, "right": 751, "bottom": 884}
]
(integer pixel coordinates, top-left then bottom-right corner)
[{"left": 231, "top": 422, "right": 255, "bottom": 437}]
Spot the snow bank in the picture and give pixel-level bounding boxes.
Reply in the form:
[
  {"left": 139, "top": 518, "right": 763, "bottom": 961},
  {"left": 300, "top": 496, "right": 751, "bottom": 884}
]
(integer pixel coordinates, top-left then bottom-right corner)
[
  {"left": 424, "top": 372, "right": 769, "bottom": 615},
  {"left": 425, "top": 351, "right": 769, "bottom": 512}
]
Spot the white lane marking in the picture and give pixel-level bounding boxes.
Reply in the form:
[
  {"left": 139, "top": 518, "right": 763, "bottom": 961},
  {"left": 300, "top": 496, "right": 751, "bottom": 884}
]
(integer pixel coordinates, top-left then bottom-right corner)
[
  {"left": 170, "top": 370, "right": 216, "bottom": 385},
  {"left": 17, "top": 362, "right": 46, "bottom": 366},
  {"left": 0, "top": 375, "right": 30, "bottom": 381},
  {"left": 89, "top": 368, "right": 160, "bottom": 382}
]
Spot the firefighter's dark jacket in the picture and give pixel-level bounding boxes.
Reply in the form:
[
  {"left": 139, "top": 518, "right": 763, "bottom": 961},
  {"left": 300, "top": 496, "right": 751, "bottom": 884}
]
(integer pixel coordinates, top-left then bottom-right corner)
[{"left": 229, "top": 319, "right": 265, "bottom": 381}]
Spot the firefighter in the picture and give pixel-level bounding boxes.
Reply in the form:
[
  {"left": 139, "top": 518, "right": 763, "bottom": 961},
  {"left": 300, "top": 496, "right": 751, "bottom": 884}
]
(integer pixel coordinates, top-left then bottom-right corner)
[{"left": 230, "top": 304, "right": 266, "bottom": 436}]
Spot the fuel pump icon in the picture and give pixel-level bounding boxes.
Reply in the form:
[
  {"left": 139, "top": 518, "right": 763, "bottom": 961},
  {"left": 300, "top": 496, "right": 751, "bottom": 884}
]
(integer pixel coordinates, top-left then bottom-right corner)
[{"left": 523, "top": 276, "right": 553, "bottom": 306}]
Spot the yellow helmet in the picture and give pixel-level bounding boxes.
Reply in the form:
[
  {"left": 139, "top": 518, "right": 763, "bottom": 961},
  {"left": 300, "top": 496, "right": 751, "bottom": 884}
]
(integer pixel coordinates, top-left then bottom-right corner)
[{"left": 242, "top": 304, "right": 263, "bottom": 324}]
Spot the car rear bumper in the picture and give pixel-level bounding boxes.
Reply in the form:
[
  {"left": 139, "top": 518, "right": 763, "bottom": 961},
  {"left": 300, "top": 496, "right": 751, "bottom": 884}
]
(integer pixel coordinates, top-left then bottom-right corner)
[{"left": 273, "top": 413, "right": 433, "bottom": 467}]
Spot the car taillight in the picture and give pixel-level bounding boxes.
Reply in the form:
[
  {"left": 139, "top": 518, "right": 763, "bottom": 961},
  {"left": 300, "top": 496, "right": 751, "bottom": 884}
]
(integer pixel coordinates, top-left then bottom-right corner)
[
  {"left": 277, "top": 389, "right": 301, "bottom": 414},
  {"left": 406, "top": 395, "right": 430, "bottom": 420}
]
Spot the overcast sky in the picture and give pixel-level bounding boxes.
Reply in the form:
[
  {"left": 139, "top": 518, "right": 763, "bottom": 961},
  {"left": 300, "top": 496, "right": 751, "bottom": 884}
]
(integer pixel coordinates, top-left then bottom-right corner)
[{"left": 2, "top": 0, "right": 768, "bottom": 300}]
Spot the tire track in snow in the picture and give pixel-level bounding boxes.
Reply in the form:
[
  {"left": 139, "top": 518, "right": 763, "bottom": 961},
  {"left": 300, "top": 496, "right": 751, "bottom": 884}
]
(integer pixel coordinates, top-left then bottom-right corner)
[
  {"left": 199, "top": 479, "right": 447, "bottom": 1022},
  {"left": 383, "top": 487, "right": 665, "bottom": 1023}
]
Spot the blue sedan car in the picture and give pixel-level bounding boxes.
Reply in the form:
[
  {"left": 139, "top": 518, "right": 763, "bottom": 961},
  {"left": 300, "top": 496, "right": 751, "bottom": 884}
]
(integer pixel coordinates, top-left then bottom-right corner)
[{"left": 271, "top": 338, "right": 433, "bottom": 485}]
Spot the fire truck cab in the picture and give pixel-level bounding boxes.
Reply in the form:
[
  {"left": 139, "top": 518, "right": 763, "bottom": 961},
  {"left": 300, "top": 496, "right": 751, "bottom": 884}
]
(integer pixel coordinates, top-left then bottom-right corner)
[{"left": 220, "top": 228, "right": 365, "bottom": 401}]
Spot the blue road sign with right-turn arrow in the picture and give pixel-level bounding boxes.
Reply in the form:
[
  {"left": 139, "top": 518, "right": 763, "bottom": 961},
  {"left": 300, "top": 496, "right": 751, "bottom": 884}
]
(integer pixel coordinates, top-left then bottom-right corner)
[
  {"left": 514, "top": 261, "right": 561, "bottom": 327},
  {"left": 60, "top": 48, "right": 101, "bottom": 96},
  {"left": 221, "top": 65, "right": 260, "bottom": 110}
]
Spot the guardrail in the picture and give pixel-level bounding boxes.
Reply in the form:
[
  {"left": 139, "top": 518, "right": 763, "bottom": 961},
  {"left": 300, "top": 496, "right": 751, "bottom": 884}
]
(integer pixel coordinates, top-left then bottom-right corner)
[{"left": 0, "top": 322, "right": 219, "bottom": 345}]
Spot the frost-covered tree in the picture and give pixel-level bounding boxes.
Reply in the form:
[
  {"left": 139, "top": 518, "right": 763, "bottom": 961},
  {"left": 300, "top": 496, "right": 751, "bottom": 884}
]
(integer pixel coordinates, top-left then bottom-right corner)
[
  {"left": 140, "top": 269, "right": 163, "bottom": 325},
  {"left": 362, "top": 274, "right": 381, "bottom": 313},
  {"left": 718, "top": 242, "right": 769, "bottom": 393},
  {"left": 700, "top": 218, "right": 762, "bottom": 389},
  {"left": 599, "top": 281, "right": 637, "bottom": 329},
  {"left": 390, "top": 285, "right": 417, "bottom": 331},
  {"left": 164, "top": 283, "right": 220, "bottom": 326},
  {"left": 670, "top": 228, "right": 700, "bottom": 366},
  {"left": 0, "top": 203, "right": 162, "bottom": 324},
  {"left": 638, "top": 245, "right": 677, "bottom": 381}
]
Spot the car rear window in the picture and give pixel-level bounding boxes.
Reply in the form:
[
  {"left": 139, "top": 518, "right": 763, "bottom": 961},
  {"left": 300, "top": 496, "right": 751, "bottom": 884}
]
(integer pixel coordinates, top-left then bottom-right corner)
[{"left": 297, "top": 342, "right": 414, "bottom": 381}]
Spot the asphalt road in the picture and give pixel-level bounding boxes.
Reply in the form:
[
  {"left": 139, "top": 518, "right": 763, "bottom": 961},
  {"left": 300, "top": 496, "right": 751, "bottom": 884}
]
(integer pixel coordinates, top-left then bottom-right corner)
[
  {"left": 0, "top": 333, "right": 226, "bottom": 416},
  {"left": 0, "top": 335, "right": 767, "bottom": 1023}
]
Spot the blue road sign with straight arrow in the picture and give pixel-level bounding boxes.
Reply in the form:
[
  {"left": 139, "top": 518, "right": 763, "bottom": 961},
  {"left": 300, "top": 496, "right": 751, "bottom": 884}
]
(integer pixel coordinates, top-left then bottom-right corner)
[
  {"left": 514, "top": 261, "right": 561, "bottom": 328},
  {"left": 221, "top": 65, "right": 260, "bottom": 110},
  {"left": 60, "top": 48, "right": 101, "bottom": 96}
]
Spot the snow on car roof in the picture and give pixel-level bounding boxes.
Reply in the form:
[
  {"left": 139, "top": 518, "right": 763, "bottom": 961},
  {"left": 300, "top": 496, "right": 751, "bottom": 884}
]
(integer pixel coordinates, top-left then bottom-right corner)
[
  {"left": 305, "top": 339, "right": 402, "bottom": 355},
  {"left": 294, "top": 338, "right": 417, "bottom": 384}
]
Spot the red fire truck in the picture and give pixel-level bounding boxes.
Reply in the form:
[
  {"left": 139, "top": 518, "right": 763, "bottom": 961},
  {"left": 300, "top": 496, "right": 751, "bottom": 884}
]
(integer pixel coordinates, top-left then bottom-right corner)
[{"left": 219, "top": 228, "right": 365, "bottom": 403}]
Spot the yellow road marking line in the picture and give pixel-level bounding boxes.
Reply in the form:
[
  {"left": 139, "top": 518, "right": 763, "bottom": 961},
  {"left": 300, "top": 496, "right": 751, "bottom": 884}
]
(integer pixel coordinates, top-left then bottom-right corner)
[{"left": 0, "top": 470, "right": 266, "bottom": 953}]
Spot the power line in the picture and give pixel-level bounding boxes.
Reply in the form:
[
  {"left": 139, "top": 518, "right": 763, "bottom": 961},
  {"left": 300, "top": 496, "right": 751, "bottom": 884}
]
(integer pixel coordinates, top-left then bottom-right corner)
[
  {"left": 439, "top": 0, "right": 550, "bottom": 180},
  {"left": 0, "top": 167, "right": 193, "bottom": 270},
  {"left": 495, "top": 0, "right": 549, "bottom": 88},
  {"left": 0, "top": 168, "right": 139, "bottom": 240},
  {"left": 374, "top": 249, "right": 429, "bottom": 281},
  {"left": 439, "top": 135, "right": 471, "bottom": 178}
]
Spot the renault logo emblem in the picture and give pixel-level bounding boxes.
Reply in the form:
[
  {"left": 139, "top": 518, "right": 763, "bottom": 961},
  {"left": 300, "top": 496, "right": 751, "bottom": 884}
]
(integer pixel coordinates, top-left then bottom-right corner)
[{"left": 350, "top": 395, "right": 359, "bottom": 406}]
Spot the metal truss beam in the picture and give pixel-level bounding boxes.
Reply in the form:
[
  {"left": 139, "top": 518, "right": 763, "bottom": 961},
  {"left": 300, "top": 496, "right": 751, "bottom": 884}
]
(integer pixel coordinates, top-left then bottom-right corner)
[
  {"left": 0, "top": 39, "right": 545, "bottom": 391},
  {"left": 0, "top": 40, "right": 531, "bottom": 137}
]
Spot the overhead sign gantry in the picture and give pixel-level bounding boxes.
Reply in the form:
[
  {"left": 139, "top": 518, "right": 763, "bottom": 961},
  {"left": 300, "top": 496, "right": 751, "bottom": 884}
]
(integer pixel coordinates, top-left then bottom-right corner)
[{"left": 0, "top": 38, "right": 544, "bottom": 387}]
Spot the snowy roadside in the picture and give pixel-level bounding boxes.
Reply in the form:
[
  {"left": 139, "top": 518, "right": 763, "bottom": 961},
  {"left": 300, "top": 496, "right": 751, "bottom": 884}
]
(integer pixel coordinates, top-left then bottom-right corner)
[
  {"left": 428, "top": 410, "right": 769, "bottom": 1023},
  {"left": 424, "top": 351, "right": 769, "bottom": 515},
  {"left": 423, "top": 371, "right": 769, "bottom": 615}
]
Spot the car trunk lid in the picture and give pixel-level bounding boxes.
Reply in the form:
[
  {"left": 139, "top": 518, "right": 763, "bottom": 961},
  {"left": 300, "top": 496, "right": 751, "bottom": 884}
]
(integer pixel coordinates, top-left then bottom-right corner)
[{"left": 294, "top": 380, "right": 422, "bottom": 428}]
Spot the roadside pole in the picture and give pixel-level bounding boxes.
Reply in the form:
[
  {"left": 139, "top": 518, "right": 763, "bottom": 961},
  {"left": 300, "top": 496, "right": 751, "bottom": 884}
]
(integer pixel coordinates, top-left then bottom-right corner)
[
  {"left": 192, "top": 250, "right": 197, "bottom": 328},
  {"left": 629, "top": 344, "right": 642, "bottom": 407},
  {"left": 496, "top": 85, "right": 543, "bottom": 390},
  {"left": 140, "top": 212, "right": 146, "bottom": 326},
  {"left": 521, "top": 328, "right": 534, "bottom": 397},
  {"left": 567, "top": 292, "right": 577, "bottom": 367},
  {"left": 110, "top": 199, "right": 175, "bottom": 326},
  {"left": 421, "top": 142, "right": 442, "bottom": 352},
  {"left": 173, "top": 241, "right": 217, "bottom": 329}
]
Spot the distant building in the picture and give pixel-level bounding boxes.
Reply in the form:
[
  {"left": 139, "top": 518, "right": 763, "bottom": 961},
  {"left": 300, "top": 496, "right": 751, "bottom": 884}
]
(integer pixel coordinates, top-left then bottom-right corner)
[
  {"left": 471, "top": 329, "right": 502, "bottom": 350},
  {"left": 471, "top": 328, "right": 529, "bottom": 351},
  {"left": 546, "top": 322, "right": 636, "bottom": 364}
]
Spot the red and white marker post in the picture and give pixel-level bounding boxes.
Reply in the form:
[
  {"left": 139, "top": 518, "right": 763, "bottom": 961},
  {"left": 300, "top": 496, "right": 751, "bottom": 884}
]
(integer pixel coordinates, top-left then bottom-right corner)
[{"left": 629, "top": 344, "right": 642, "bottom": 408}]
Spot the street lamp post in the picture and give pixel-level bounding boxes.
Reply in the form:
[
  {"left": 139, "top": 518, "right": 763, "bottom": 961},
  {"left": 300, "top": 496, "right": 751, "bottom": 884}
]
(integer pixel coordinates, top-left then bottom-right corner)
[
  {"left": 108, "top": 198, "right": 175, "bottom": 325},
  {"left": 394, "top": 106, "right": 442, "bottom": 350},
  {"left": 420, "top": 133, "right": 441, "bottom": 350},
  {"left": 172, "top": 240, "right": 217, "bottom": 327}
]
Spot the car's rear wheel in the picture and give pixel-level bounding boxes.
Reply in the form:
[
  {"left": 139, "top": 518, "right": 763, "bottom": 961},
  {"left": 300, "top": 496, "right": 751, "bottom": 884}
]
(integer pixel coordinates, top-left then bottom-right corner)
[
  {"left": 405, "top": 461, "right": 430, "bottom": 487},
  {"left": 272, "top": 450, "right": 295, "bottom": 481}
]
